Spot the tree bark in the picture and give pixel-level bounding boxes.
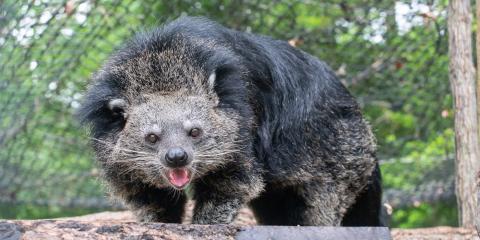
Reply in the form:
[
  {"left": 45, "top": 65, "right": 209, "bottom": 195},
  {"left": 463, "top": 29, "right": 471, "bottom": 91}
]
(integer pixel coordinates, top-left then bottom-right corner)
[
  {"left": 0, "top": 220, "right": 392, "bottom": 240},
  {"left": 477, "top": 0, "right": 480, "bottom": 232},
  {"left": 477, "top": 0, "right": 480, "bottom": 137},
  {"left": 448, "top": 0, "right": 480, "bottom": 228},
  {"left": 477, "top": 171, "right": 480, "bottom": 233}
]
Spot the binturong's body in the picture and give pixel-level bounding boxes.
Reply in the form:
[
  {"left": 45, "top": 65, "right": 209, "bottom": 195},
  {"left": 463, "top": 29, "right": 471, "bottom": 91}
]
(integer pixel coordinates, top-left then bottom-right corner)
[{"left": 78, "top": 17, "right": 383, "bottom": 226}]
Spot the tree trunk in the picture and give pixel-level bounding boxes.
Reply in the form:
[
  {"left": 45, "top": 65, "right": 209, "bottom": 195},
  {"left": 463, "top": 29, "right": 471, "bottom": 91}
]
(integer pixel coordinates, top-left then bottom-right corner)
[
  {"left": 478, "top": 0, "right": 480, "bottom": 136},
  {"left": 477, "top": 171, "right": 480, "bottom": 232},
  {"left": 476, "top": 0, "right": 480, "bottom": 232},
  {"left": 448, "top": 0, "right": 480, "bottom": 228}
]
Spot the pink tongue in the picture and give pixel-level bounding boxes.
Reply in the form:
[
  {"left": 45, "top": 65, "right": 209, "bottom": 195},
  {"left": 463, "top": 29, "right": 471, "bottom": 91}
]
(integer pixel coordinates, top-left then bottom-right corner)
[{"left": 167, "top": 169, "right": 190, "bottom": 187}]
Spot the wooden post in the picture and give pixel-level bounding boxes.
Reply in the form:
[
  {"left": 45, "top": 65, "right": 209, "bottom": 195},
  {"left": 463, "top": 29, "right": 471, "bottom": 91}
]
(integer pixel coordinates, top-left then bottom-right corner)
[{"left": 448, "top": 0, "right": 480, "bottom": 228}]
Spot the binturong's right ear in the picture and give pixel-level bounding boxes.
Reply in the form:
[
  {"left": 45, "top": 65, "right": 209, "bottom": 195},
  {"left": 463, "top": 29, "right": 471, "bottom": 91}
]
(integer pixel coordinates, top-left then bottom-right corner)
[
  {"left": 76, "top": 81, "right": 129, "bottom": 138},
  {"left": 107, "top": 98, "right": 129, "bottom": 120}
]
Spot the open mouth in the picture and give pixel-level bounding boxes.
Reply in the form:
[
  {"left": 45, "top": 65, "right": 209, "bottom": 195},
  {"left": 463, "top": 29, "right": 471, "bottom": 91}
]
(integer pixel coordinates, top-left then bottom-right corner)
[{"left": 166, "top": 168, "right": 192, "bottom": 189}]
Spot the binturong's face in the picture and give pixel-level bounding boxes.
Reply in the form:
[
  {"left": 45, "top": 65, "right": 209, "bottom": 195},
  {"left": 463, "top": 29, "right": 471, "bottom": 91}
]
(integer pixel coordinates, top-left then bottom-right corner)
[
  {"left": 107, "top": 91, "right": 241, "bottom": 190},
  {"left": 80, "top": 41, "right": 251, "bottom": 190}
]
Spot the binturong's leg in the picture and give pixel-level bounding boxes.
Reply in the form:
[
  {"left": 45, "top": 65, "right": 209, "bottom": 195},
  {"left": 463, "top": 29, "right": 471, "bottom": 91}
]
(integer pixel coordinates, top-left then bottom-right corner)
[
  {"left": 341, "top": 163, "right": 383, "bottom": 226},
  {"left": 249, "top": 184, "right": 307, "bottom": 225},
  {"left": 121, "top": 184, "right": 187, "bottom": 223},
  {"left": 250, "top": 182, "right": 346, "bottom": 226},
  {"left": 191, "top": 164, "right": 263, "bottom": 224}
]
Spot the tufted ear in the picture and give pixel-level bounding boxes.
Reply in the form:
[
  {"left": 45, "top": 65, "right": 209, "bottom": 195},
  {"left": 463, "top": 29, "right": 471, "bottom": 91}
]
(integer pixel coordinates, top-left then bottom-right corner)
[
  {"left": 207, "top": 71, "right": 220, "bottom": 106},
  {"left": 207, "top": 71, "right": 216, "bottom": 93},
  {"left": 76, "top": 75, "right": 130, "bottom": 137},
  {"left": 107, "top": 98, "right": 129, "bottom": 119}
]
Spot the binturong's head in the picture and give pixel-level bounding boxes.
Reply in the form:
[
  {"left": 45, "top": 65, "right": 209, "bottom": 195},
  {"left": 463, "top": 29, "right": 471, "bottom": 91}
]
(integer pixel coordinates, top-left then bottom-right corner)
[{"left": 77, "top": 18, "right": 254, "bottom": 190}]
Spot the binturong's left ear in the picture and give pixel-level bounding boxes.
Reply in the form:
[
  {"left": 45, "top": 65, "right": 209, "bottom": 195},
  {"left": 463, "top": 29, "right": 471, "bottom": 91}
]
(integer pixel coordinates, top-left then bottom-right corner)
[{"left": 207, "top": 71, "right": 220, "bottom": 106}]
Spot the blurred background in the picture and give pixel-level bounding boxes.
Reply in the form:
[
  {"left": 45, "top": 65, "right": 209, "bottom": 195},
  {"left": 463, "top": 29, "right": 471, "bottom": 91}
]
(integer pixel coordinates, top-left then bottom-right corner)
[{"left": 0, "top": 0, "right": 453, "bottom": 228}]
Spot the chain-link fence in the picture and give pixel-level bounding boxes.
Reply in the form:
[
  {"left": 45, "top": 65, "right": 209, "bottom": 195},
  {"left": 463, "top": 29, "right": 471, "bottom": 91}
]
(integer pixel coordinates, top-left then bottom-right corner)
[{"left": 0, "top": 0, "right": 454, "bottom": 224}]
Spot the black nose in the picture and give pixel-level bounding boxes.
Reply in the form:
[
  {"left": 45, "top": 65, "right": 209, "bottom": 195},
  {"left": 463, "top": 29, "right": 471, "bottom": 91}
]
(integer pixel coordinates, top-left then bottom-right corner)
[{"left": 165, "top": 147, "right": 189, "bottom": 167}]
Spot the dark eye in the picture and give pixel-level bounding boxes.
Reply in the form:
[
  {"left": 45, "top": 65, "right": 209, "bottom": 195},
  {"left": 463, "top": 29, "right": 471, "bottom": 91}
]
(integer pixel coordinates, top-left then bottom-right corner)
[
  {"left": 189, "top": 128, "right": 202, "bottom": 138},
  {"left": 145, "top": 133, "right": 159, "bottom": 144}
]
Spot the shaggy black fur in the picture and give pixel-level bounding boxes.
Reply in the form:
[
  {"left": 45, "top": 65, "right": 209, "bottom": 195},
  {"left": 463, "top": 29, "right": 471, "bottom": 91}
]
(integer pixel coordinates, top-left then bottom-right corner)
[{"left": 78, "top": 16, "right": 383, "bottom": 226}]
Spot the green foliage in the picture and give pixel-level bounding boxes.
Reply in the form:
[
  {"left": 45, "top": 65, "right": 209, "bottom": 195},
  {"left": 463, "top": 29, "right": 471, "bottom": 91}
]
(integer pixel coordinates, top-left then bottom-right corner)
[
  {"left": 382, "top": 129, "right": 454, "bottom": 191},
  {"left": 392, "top": 202, "right": 458, "bottom": 228},
  {"left": 0, "top": 203, "right": 109, "bottom": 220}
]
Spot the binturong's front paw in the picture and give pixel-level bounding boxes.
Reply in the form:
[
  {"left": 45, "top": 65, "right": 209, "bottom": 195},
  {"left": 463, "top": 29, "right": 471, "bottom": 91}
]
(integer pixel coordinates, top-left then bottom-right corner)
[{"left": 192, "top": 198, "right": 242, "bottom": 224}]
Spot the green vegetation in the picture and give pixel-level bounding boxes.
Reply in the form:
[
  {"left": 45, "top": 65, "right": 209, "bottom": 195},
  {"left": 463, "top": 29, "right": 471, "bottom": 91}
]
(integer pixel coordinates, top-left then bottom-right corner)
[
  {"left": 392, "top": 201, "right": 458, "bottom": 228},
  {"left": 0, "top": 203, "right": 109, "bottom": 220}
]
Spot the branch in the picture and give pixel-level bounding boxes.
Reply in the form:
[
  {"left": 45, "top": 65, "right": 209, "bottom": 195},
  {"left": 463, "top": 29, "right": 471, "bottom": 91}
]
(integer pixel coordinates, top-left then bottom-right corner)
[
  {"left": 0, "top": 116, "right": 28, "bottom": 146},
  {"left": 383, "top": 180, "right": 455, "bottom": 209},
  {"left": 338, "top": 58, "right": 391, "bottom": 87}
]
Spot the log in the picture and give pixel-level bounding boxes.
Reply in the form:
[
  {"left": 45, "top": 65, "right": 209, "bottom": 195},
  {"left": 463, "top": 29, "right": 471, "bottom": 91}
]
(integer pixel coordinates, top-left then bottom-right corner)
[
  {"left": 391, "top": 227, "right": 479, "bottom": 240},
  {"left": 0, "top": 220, "right": 391, "bottom": 240},
  {"left": 1, "top": 210, "right": 479, "bottom": 240}
]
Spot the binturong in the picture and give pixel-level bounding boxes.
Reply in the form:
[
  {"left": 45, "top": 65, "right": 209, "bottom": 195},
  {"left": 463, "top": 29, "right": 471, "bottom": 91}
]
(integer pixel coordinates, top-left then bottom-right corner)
[{"left": 77, "top": 17, "right": 383, "bottom": 226}]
